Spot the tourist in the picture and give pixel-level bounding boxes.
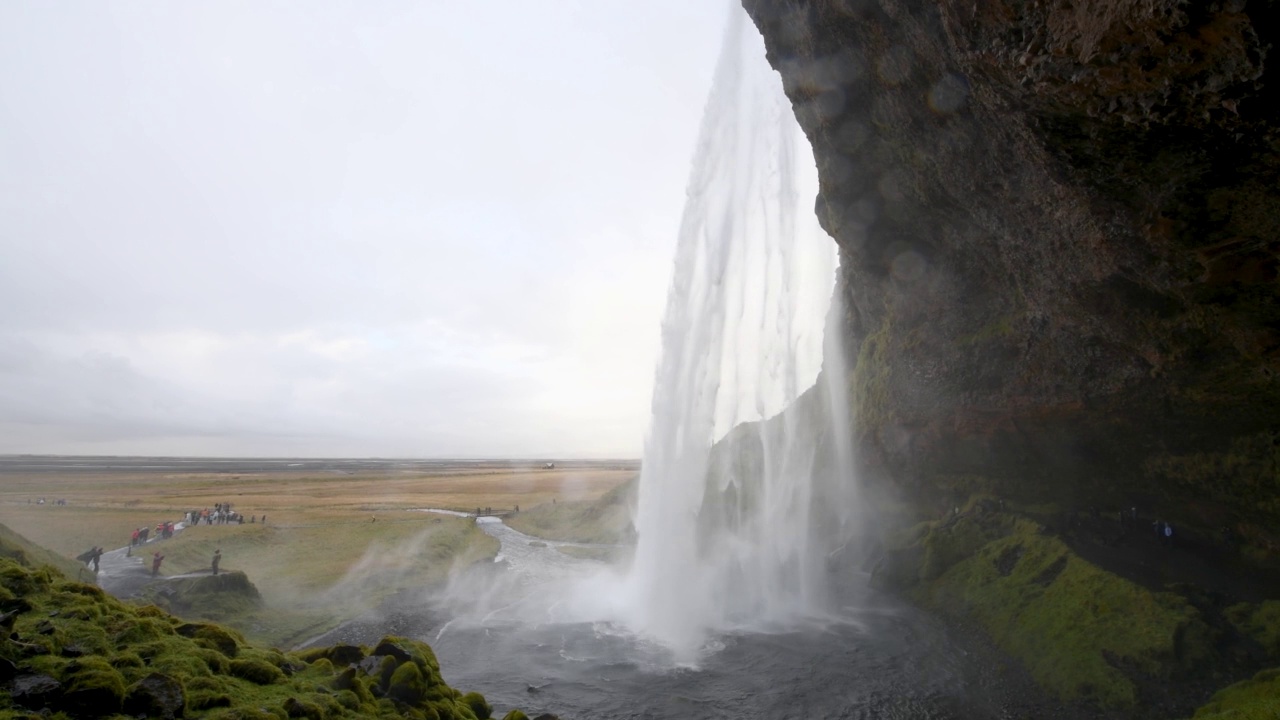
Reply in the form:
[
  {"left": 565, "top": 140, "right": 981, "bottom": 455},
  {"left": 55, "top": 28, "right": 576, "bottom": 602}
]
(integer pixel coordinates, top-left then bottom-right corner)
[
  {"left": 211, "top": 549, "right": 222, "bottom": 576},
  {"left": 91, "top": 547, "right": 102, "bottom": 573},
  {"left": 131, "top": 528, "right": 139, "bottom": 546},
  {"left": 151, "top": 551, "right": 164, "bottom": 577}
]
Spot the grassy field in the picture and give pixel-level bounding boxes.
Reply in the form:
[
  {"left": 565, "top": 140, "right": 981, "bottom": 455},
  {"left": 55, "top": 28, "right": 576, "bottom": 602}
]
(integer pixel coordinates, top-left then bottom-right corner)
[
  {"left": 0, "top": 460, "right": 634, "bottom": 647},
  {"left": 507, "top": 477, "right": 637, "bottom": 544}
]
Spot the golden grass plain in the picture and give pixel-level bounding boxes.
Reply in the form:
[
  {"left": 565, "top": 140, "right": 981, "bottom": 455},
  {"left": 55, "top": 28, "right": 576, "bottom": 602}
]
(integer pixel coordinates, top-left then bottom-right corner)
[{"left": 0, "top": 460, "right": 635, "bottom": 647}]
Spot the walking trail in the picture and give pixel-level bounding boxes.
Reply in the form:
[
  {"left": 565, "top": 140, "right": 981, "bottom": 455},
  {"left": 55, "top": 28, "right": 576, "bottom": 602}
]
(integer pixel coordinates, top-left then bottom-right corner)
[{"left": 93, "top": 520, "right": 193, "bottom": 599}]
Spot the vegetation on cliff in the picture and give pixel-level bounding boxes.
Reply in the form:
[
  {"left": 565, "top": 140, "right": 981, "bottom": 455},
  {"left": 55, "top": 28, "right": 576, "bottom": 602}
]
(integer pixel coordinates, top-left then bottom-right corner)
[
  {"left": 0, "top": 524, "right": 91, "bottom": 585},
  {"left": 872, "top": 502, "right": 1279, "bottom": 715}
]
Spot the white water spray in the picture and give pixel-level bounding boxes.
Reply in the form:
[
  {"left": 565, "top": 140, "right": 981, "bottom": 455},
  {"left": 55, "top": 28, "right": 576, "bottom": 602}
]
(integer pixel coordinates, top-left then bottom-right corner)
[
  {"left": 616, "top": 5, "right": 857, "bottom": 660},
  {"left": 429, "top": 5, "right": 858, "bottom": 664}
]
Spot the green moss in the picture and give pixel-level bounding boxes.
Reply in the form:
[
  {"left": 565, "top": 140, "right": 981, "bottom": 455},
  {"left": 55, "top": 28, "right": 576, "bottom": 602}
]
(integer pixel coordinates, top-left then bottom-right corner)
[
  {"left": 231, "top": 658, "right": 286, "bottom": 685},
  {"left": 0, "top": 538, "right": 539, "bottom": 720},
  {"left": 460, "top": 692, "right": 491, "bottom": 720},
  {"left": 388, "top": 662, "right": 427, "bottom": 705},
  {"left": 192, "top": 623, "right": 243, "bottom": 657},
  {"left": 187, "top": 675, "right": 232, "bottom": 694},
  {"left": 1226, "top": 601, "right": 1280, "bottom": 658},
  {"left": 919, "top": 514, "right": 1012, "bottom": 580},
  {"left": 208, "top": 707, "right": 283, "bottom": 720},
  {"left": 190, "top": 690, "right": 235, "bottom": 710},
  {"left": 62, "top": 656, "right": 127, "bottom": 714},
  {"left": 1193, "top": 668, "right": 1280, "bottom": 719},
  {"left": 334, "top": 689, "right": 361, "bottom": 710},
  {"left": 134, "top": 638, "right": 219, "bottom": 678},
  {"left": 851, "top": 316, "right": 894, "bottom": 430},
  {"left": 915, "top": 518, "right": 1208, "bottom": 708},
  {"left": 281, "top": 696, "right": 325, "bottom": 719},
  {"left": 198, "top": 647, "right": 233, "bottom": 675},
  {"left": 0, "top": 522, "right": 94, "bottom": 581},
  {"left": 500, "top": 711, "right": 529, "bottom": 720},
  {"left": 110, "top": 652, "right": 144, "bottom": 670}
]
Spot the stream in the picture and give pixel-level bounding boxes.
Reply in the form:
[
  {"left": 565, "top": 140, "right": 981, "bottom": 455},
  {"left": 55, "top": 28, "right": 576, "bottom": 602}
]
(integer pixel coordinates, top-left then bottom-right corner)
[{"left": 308, "top": 516, "right": 1084, "bottom": 720}]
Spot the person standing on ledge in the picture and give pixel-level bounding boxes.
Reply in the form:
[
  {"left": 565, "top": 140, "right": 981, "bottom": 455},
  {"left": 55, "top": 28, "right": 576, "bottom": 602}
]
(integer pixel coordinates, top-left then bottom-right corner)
[
  {"left": 151, "top": 551, "right": 164, "bottom": 577},
  {"left": 211, "top": 549, "right": 222, "bottom": 575}
]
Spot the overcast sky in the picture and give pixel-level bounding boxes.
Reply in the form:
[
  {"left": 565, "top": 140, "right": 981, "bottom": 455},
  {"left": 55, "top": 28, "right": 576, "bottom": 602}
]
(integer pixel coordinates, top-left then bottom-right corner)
[{"left": 0, "top": 2, "right": 751, "bottom": 458}]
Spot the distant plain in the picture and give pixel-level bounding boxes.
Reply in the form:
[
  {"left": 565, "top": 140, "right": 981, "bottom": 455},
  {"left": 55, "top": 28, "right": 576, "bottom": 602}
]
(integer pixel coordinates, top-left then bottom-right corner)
[{"left": 0, "top": 456, "right": 636, "bottom": 646}]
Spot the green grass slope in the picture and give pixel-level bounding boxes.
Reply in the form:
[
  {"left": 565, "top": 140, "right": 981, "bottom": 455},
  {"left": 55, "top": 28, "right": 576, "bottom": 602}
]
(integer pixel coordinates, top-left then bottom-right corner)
[
  {"left": 507, "top": 477, "right": 635, "bottom": 545},
  {"left": 0, "top": 522, "right": 93, "bottom": 584}
]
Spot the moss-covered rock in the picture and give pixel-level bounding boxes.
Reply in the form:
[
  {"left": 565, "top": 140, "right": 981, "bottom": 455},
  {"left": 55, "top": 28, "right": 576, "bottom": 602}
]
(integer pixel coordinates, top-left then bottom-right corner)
[
  {"left": 282, "top": 695, "right": 325, "bottom": 719},
  {"left": 123, "top": 672, "right": 186, "bottom": 720},
  {"left": 230, "top": 657, "right": 286, "bottom": 685},
  {"left": 1193, "top": 667, "right": 1280, "bottom": 719},
  {"left": 882, "top": 513, "right": 1216, "bottom": 709},
  {"left": 387, "top": 661, "right": 427, "bottom": 705},
  {"left": 0, "top": 535, "right": 542, "bottom": 720},
  {"left": 1226, "top": 601, "right": 1280, "bottom": 658},
  {"left": 61, "top": 656, "right": 127, "bottom": 715},
  {"left": 296, "top": 644, "right": 364, "bottom": 668},
  {"left": 460, "top": 691, "right": 492, "bottom": 720},
  {"left": 176, "top": 622, "right": 242, "bottom": 657}
]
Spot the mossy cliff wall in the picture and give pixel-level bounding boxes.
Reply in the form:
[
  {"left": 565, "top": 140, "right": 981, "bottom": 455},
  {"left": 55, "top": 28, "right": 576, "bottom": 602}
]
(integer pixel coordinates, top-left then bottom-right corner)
[{"left": 741, "top": 0, "right": 1280, "bottom": 557}]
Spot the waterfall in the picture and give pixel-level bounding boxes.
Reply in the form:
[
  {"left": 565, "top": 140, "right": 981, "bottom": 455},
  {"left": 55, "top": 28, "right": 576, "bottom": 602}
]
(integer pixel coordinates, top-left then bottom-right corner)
[{"left": 616, "top": 4, "right": 857, "bottom": 661}]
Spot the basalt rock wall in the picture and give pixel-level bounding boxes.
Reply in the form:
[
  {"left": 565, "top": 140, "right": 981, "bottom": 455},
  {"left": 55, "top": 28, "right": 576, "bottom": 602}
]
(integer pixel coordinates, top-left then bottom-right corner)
[{"left": 742, "top": 0, "right": 1280, "bottom": 557}]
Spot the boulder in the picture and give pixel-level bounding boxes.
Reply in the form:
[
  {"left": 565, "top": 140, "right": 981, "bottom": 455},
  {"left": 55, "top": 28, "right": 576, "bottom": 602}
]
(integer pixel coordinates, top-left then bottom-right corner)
[
  {"left": 9, "top": 673, "right": 60, "bottom": 708},
  {"left": 124, "top": 672, "right": 186, "bottom": 720}
]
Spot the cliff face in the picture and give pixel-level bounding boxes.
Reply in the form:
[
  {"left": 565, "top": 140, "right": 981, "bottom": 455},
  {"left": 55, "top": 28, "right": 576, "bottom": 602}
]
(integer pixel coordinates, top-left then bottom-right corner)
[{"left": 743, "top": 0, "right": 1280, "bottom": 557}]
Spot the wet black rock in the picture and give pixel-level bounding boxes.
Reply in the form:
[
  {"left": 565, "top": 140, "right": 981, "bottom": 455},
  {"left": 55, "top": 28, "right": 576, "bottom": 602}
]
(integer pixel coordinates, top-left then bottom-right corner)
[
  {"left": 124, "top": 672, "right": 186, "bottom": 720},
  {"left": 372, "top": 639, "right": 413, "bottom": 664},
  {"left": 9, "top": 673, "right": 59, "bottom": 707},
  {"left": 328, "top": 644, "right": 365, "bottom": 666}
]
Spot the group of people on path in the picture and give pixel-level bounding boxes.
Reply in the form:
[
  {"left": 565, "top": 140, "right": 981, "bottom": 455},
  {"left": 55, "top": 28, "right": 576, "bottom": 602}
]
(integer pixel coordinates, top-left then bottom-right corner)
[
  {"left": 184, "top": 503, "right": 266, "bottom": 526},
  {"left": 82, "top": 504, "right": 248, "bottom": 579}
]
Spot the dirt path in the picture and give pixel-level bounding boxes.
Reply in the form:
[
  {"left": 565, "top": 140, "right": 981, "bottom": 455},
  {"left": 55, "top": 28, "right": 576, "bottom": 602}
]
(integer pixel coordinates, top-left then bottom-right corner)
[{"left": 94, "top": 521, "right": 190, "bottom": 599}]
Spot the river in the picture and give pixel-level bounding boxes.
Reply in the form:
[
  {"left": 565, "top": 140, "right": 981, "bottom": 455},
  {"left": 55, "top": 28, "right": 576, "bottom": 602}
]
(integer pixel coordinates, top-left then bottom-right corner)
[{"left": 309, "top": 516, "right": 1086, "bottom": 720}]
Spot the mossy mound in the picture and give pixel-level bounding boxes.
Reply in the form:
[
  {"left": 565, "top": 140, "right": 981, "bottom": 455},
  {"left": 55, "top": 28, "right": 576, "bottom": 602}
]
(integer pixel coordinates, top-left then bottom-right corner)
[
  {"left": 144, "top": 571, "right": 264, "bottom": 622},
  {"left": 0, "top": 523, "right": 91, "bottom": 584},
  {"left": 875, "top": 511, "right": 1215, "bottom": 709},
  {"left": 1193, "top": 667, "right": 1280, "bottom": 719},
  {"left": 1226, "top": 601, "right": 1280, "bottom": 658},
  {"left": 0, "top": 552, "right": 535, "bottom": 720}
]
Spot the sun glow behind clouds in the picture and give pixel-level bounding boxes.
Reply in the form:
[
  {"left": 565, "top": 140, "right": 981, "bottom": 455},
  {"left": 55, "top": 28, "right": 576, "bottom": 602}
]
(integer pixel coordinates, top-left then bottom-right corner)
[{"left": 0, "top": 2, "right": 730, "bottom": 457}]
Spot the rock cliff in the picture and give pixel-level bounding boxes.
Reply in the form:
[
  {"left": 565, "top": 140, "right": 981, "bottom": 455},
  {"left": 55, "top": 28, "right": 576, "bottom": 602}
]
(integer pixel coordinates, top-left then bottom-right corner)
[
  {"left": 742, "top": 0, "right": 1280, "bottom": 713},
  {"left": 742, "top": 0, "right": 1280, "bottom": 561}
]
